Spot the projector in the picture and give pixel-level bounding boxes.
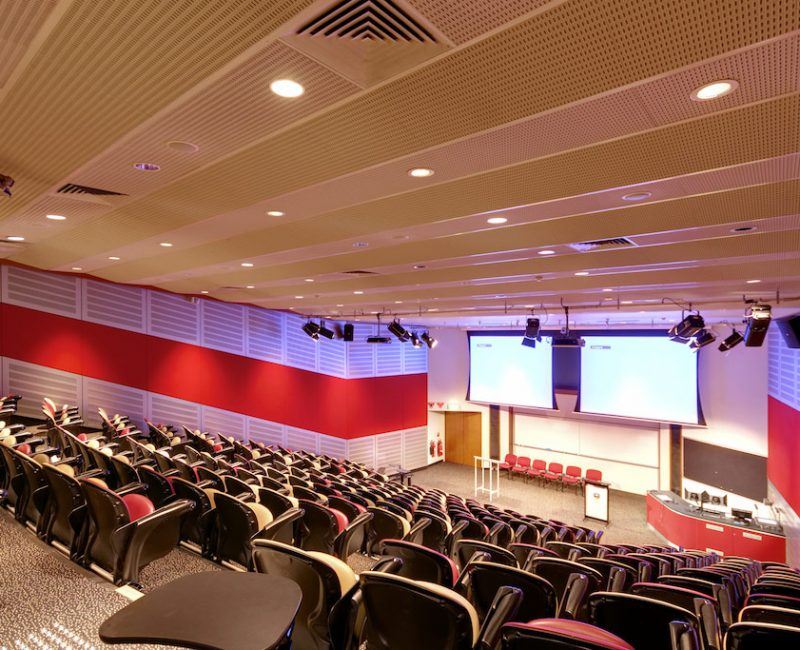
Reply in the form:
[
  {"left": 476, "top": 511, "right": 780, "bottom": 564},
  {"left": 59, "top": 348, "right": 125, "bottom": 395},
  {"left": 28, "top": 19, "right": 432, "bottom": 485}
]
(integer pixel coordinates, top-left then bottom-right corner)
[{"left": 552, "top": 334, "right": 585, "bottom": 347}]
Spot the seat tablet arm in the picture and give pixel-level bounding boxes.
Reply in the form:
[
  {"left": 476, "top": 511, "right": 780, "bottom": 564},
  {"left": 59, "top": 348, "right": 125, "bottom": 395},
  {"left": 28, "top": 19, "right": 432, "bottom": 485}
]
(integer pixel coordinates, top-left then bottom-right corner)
[
  {"left": 404, "top": 517, "right": 430, "bottom": 545},
  {"left": 114, "top": 482, "right": 147, "bottom": 496},
  {"left": 559, "top": 573, "right": 589, "bottom": 620},
  {"left": 669, "top": 620, "right": 700, "bottom": 650},
  {"left": 253, "top": 507, "right": 305, "bottom": 545},
  {"left": 476, "top": 585, "right": 523, "bottom": 650},
  {"left": 371, "top": 556, "right": 404, "bottom": 575}
]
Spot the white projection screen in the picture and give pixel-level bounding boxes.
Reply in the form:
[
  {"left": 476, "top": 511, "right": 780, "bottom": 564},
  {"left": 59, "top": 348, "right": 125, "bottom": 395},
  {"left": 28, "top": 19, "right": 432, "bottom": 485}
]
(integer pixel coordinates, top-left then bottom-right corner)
[
  {"left": 579, "top": 335, "right": 701, "bottom": 424},
  {"left": 468, "top": 334, "right": 554, "bottom": 409}
]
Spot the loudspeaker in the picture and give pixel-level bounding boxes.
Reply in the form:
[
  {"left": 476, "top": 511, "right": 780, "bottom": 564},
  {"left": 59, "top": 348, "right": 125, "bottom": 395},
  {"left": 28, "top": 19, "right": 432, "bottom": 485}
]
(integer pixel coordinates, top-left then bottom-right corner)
[
  {"left": 343, "top": 323, "right": 354, "bottom": 342},
  {"left": 776, "top": 314, "right": 800, "bottom": 349}
]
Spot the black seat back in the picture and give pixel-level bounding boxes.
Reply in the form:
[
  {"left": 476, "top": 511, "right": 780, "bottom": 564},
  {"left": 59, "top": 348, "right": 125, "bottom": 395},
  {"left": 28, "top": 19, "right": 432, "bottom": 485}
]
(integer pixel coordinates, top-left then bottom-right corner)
[
  {"left": 380, "top": 539, "right": 458, "bottom": 587},
  {"left": 725, "top": 622, "right": 800, "bottom": 649}
]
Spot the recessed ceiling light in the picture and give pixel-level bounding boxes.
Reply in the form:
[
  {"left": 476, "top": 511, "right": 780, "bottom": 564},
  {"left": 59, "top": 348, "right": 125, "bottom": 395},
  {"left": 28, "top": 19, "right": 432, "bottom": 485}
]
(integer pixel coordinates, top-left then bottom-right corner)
[
  {"left": 353, "top": 290, "right": 364, "bottom": 295},
  {"left": 295, "top": 296, "right": 304, "bottom": 299},
  {"left": 413, "top": 264, "right": 426, "bottom": 269},
  {"left": 428, "top": 308, "right": 439, "bottom": 312},
  {"left": 6, "top": 235, "right": 25, "bottom": 242},
  {"left": 395, "top": 300, "right": 403, "bottom": 304},
  {"left": 622, "top": 191, "right": 652, "bottom": 202},
  {"left": 603, "top": 297, "right": 615, "bottom": 301},
  {"left": 108, "top": 256, "right": 120, "bottom": 261},
  {"left": 336, "top": 304, "right": 344, "bottom": 307},
  {"left": 602, "top": 288, "right": 614, "bottom": 292},
  {"left": 304, "top": 278, "right": 314, "bottom": 283},
  {"left": 267, "top": 210, "right": 285, "bottom": 217},
  {"left": 691, "top": 79, "right": 738, "bottom": 101},
  {"left": 246, "top": 285, "right": 255, "bottom": 289},
  {"left": 270, "top": 79, "right": 304, "bottom": 98},
  {"left": 166, "top": 140, "right": 199, "bottom": 153},
  {"left": 71, "top": 267, "right": 82, "bottom": 271},
  {"left": 201, "top": 290, "right": 209, "bottom": 294},
  {"left": 408, "top": 167, "right": 434, "bottom": 178},
  {"left": 486, "top": 217, "right": 508, "bottom": 225},
  {"left": 241, "top": 262, "right": 254, "bottom": 268},
  {"left": 731, "top": 226, "right": 756, "bottom": 233},
  {"left": 746, "top": 279, "right": 761, "bottom": 284},
  {"left": 159, "top": 242, "right": 173, "bottom": 247},
  {"left": 353, "top": 241, "right": 369, "bottom": 248},
  {"left": 46, "top": 214, "right": 66, "bottom": 221},
  {"left": 621, "top": 300, "right": 633, "bottom": 305},
  {"left": 133, "top": 162, "right": 160, "bottom": 172},
  {"left": 538, "top": 250, "right": 555, "bottom": 256},
  {"left": 574, "top": 271, "right": 590, "bottom": 276}
]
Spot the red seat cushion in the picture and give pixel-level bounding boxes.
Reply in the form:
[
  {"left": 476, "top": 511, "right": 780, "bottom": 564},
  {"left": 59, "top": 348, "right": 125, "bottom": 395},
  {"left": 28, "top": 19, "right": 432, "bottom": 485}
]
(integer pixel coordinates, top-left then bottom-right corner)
[
  {"left": 213, "top": 443, "right": 223, "bottom": 452},
  {"left": 330, "top": 507, "right": 349, "bottom": 533},
  {"left": 562, "top": 475, "right": 581, "bottom": 484},
  {"left": 516, "top": 619, "right": 634, "bottom": 650},
  {"left": 122, "top": 493, "right": 156, "bottom": 521},
  {"left": 16, "top": 443, "right": 32, "bottom": 455}
]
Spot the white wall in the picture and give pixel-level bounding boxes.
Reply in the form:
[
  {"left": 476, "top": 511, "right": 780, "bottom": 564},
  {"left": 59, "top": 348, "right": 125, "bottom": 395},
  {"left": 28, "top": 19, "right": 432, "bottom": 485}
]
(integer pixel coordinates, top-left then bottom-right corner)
[{"left": 427, "top": 327, "right": 769, "bottom": 496}]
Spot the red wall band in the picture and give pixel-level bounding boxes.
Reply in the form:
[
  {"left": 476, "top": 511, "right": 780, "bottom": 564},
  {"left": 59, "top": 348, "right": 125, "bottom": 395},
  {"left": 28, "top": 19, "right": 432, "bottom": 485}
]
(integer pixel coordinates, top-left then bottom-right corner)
[
  {"left": 767, "top": 395, "right": 800, "bottom": 514},
  {"left": 0, "top": 303, "right": 427, "bottom": 439}
]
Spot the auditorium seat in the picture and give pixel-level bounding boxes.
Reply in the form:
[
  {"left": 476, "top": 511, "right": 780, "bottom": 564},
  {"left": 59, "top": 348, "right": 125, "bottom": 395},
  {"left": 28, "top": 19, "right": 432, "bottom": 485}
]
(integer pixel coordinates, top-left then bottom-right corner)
[
  {"left": 527, "top": 459, "right": 547, "bottom": 484},
  {"left": 500, "top": 619, "right": 636, "bottom": 650},
  {"left": 499, "top": 453, "right": 517, "bottom": 477},
  {"left": 80, "top": 478, "right": 193, "bottom": 586},
  {"left": 528, "top": 557, "right": 604, "bottom": 620},
  {"left": 452, "top": 538, "right": 517, "bottom": 570},
  {"left": 511, "top": 456, "right": 531, "bottom": 480},
  {"left": 381, "top": 539, "right": 459, "bottom": 586},
  {"left": 509, "top": 542, "right": 559, "bottom": 569},
  {"left": 724, "top": 622, "right": 800, "bottom": 649},
  {"left": 658, "top": 575, "right": 735, "bottom": 629},
  {"left": 366, "top": 506, "right": 411, "bottom": 554},
  {"left": 578, "top": 557, "right": 636, "bottom": 592},
  {"left": 739, "top": 604, "right": 800, "bottom": 627}
]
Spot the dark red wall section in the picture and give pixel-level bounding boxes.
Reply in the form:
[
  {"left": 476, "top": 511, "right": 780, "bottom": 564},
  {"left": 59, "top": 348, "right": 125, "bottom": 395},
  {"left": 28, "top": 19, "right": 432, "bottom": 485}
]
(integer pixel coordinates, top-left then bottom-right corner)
[
  {"left": 0, "top": 303, "right": 427, "bottom": 438},
  {"left": 768, "top": 395, "right": 800, "bottom": 513}
]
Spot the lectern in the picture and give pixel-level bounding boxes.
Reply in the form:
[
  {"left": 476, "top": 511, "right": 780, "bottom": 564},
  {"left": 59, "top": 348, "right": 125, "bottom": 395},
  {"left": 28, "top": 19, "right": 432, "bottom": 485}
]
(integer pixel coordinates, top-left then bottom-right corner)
[{"left": 584, "top": 479, "right": 610, "bottom": 523}]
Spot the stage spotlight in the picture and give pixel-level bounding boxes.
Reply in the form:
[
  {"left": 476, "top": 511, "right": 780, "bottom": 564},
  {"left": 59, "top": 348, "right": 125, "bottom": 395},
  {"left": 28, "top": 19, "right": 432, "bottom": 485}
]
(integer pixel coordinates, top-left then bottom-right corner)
[
  {"left": 318, "top": 322, "right": 336, "bottom": 340},
  {"left": 388, "top": 319, "right": 410, "bottom": 341},
  {"left": 718, "top": 328, "right": 744, "bottom": 352},
  {"left": 744, "top": 304, "right": 771, "bottom": 347},
  {"left": 689, "top": 329, "right": 716, "bottom": 350},
  {"left": 410, "top": 332, "right": 422, "bottom": 348},
  {"left": 420, "top": 331, "right": 437, "bottom": 349},
  {"left": 669, "top": 313, "right": 705, "bottom": 341},
  {"left": 302, "top": 320, "right": 320, "bottom": 341}
]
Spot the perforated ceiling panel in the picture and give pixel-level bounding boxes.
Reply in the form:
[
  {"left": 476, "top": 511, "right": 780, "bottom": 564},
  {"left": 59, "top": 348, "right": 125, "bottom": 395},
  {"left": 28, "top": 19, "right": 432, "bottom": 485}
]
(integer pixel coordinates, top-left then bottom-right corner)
[{"left": 0, "top": 1, "right": 59, "bottom": 89}]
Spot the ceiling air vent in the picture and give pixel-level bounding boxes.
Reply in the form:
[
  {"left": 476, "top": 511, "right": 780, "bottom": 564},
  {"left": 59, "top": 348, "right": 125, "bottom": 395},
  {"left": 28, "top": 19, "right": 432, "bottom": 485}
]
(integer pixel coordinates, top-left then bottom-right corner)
[
  {"left": 342, "top": 270, "right": 377, "bottom": 275},
  {"left": 57, "top": 183, "right": 126, "bottom": 197},
  {"left": 297, "top": 0, "right": 437, "bottom": 42},
  {"left": 568, "top": 237, "right": 637, "bottom": 253}
]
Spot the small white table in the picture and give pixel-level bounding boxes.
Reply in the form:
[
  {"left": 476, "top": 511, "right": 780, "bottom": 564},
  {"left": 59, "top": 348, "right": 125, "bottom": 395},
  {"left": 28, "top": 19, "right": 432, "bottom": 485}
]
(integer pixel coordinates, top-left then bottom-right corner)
[{"left": 473, "top": 456, "right": 501, "bottom": 502}]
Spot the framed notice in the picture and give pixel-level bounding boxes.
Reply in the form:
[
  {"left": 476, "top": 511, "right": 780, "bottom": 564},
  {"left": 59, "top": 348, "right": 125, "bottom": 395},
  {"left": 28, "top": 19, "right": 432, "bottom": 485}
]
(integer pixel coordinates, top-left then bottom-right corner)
[{"left": 585, "top": 480, "right": 609, "bottom": 523}]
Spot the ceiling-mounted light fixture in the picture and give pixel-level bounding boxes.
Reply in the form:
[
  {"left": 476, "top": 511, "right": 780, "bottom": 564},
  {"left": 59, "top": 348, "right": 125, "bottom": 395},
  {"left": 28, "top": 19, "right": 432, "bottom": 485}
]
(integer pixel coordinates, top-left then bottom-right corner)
[
  {"left": 318, "top": 321, "right": 336, "bottom": 340},
  {"left": 270, "top": 79, "right": 304, "bottom": 98},
  {"left": 420, "top": 331, "right": 437, "bottom": 349},
  {"left": 388, "top": 319, "right": 410, "bottom": 342},
  {"left": 689, "top": 329, "right": 717, "bottom": 351},
  {"left": 718, "top": 328, "right": 744, "bottom": 352},
  {"left": 668, "top": 313, "right": 705, "bottom": 342},
  {"left": 302, "top": 320, "right": 320, "bottom": 341},
  {"left": 410, "top": 332, "right": 422, "bottom": 348},
  {"left": 744, "top": 304, "right": 772, "bottom": 347},
  {"left": 691, "top": 79, "right": 738, "bottom": 101}
]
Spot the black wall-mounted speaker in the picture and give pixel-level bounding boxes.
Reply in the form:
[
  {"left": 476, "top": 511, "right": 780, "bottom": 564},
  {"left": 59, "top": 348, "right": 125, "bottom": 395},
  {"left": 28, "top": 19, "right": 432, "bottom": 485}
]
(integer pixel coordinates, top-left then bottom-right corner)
[
  {"left": 776, "top": 314, "right": 800, "bottom": 349},
  {"left": 343, "top": 323, "right": 354, "bottom": 342}
]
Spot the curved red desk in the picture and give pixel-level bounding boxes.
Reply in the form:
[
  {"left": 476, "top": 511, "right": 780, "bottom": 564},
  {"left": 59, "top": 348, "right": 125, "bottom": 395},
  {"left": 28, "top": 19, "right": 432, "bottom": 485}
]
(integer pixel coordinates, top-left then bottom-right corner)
[{"left": 647, "top": 491, "right": 786, "bottom": 563}]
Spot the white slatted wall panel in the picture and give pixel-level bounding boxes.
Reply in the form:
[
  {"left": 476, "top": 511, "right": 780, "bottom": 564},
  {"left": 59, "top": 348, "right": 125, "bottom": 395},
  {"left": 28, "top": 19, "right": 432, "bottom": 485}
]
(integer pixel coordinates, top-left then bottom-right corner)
[
  {"left": 149, "top": 394, "right": 201, "bottom": 430},
  {"left": 375, "top": 430, "right": 403, "bottom": 470},
  {"left": 147, "top": 290, "right": 200, "bottom": 344},
  {"left": 83, "top": 378, "right": 147, "bottom": 428},
  {"left": 202, "top": 405, "right": 247, "bottom": 439},
  {"left": 347, "top": 436, "right": 376, "bottom": 468},
  {"left": 246, "top": 308, "right": 284, "bottom": 363},
  {"left": 247, "top": 417, "right": 286, "bottom": 447},
  {"left": 376, "top": 340, "right": 403, "bottom": 376},
  {"left": 402, "top": 426, "right": 429, "bottom": 470},
  {"left": 286, "top": 426, "right": 319, "bottom": 453},
  {"left": 318, "top": 335, "right": 347, "bottom": 377},
  {"left": 403, "top": 342, "right": 428, "bottom": 374},
  {"left": 82, "top": 279, "right": 146, "bottom": 333},
  {"left": 347, "top": 324, "right": 376, "bottom": 378},
  {"left": 285, "top": 314, "right": 319, "bottom": 372},
  {"left": 4, "top": 359, "right": 81, "bottom": 419},
  {"left": 2, "top": 265, "right": 80, "bottom": 318},
  {"left": 768, "top": 328, "right": 799, "bottom": 409},
  {"left": 201, "top": 300, "right": 245, "bottom": 355},
  {"left": 319, "top": 433, "right": 348, "bottom": 460}
]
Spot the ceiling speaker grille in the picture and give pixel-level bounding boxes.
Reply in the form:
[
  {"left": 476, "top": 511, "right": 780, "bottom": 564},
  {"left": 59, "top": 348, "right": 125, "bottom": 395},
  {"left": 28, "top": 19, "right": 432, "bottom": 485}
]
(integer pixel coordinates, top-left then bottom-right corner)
[
  {"left": 298, "top": 0, "right": 437, "bottom": 42},
  {"left": 569, "top": 237, "right": 637, "bottom": 253},
  {"left": 57, "top": 183, "right": 126, "bottom": 197}
]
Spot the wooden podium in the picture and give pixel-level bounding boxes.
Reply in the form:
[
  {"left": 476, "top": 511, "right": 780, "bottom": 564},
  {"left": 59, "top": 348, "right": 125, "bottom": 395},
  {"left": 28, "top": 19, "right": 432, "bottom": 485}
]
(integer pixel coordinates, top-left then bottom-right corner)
[{"left": 584, "top": 479, "right": 610, "bottom": 523}]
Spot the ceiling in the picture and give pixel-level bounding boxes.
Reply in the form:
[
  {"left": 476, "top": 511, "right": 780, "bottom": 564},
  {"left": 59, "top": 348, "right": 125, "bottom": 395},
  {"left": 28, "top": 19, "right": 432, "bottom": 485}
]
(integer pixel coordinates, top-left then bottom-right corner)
[{"left": 1, "top": 0, "right": 799, "bottom": 330}]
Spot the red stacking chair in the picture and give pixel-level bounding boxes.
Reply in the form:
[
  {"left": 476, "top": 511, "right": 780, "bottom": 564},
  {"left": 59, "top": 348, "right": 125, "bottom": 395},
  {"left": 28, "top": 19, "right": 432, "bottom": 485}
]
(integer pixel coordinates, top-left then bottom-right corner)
[
  {"left": 499, "top": 453, "right": 517, "bottom": 477},
  {"left": 511, "top": 456, "right": 531, "bottom": 481},
  {"left": 527, "top": 459, "right": 547, "bottom": 484},
  {"left": 562, "top": 466, "right": 583, "bottom": 493},
  {"left": 586, "top": 469, "right": 603, "bottom": 483},
  {"left": 543, "top": 462, "right": 564, "bottom": 489}
]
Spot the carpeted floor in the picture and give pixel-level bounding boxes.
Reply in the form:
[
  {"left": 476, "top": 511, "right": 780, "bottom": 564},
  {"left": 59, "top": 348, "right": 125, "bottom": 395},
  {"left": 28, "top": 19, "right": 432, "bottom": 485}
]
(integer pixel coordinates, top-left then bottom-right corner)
[{"left": 0, "top": 462, "right": 661, "bottom": 645}]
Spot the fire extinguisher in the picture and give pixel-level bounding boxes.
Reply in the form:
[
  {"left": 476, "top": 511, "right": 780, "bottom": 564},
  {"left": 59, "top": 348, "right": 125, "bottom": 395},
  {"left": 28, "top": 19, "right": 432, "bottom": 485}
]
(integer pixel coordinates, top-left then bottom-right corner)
[
  {"left": 429, "top": 440, "right": 436, "bottom": 457},
  {"left": 437, "top": 434, "right": 443, "bottom": 458}
]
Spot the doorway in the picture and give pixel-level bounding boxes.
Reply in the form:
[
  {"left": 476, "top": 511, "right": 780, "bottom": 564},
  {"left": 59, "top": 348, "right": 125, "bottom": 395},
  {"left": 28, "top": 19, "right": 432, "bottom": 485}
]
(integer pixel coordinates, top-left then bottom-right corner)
[{"left": 444, "top": 412, "right": 483, "bottom": 466}]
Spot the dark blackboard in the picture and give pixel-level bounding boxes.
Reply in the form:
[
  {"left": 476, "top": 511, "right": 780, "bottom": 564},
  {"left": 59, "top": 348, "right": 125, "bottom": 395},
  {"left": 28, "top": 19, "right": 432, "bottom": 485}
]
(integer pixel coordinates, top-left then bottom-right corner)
[{"left": 683, "top": 437, "right": 767, "bottom": 501}]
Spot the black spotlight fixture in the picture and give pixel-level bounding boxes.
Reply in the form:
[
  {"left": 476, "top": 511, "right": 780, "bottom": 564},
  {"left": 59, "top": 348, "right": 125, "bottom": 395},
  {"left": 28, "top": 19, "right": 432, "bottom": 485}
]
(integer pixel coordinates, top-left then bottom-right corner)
[
  {"left": 669, "top": 313, "right": 705, "bottom": 342},
  {"left": 302, "top": 320, "right": 320, "bottom": 341},
  {"left": 420, "top": 331, "right": 437, "bottom": 349},
  {"left": 744, "top": 303, "right": 771, "bottom": 347},
  {"left": 718, "top": 328, "right": 744, "bottom": 352},
  {"left": 689, "top": 329, "right": 716, "bottom": 350},
  {"left": 318, "top": 321, "right": 336, "bottom": 340},
  {"left": 410, "top": 332, "right": 422, "bottom": 348},
  {"left": 388, "top": 319, "right": 410, "bottom": 342}
]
